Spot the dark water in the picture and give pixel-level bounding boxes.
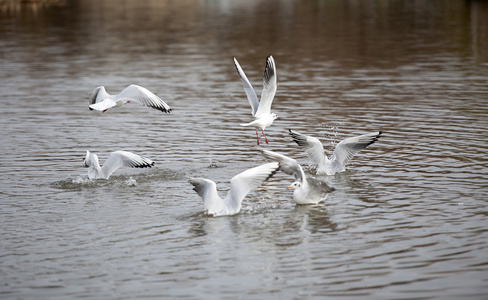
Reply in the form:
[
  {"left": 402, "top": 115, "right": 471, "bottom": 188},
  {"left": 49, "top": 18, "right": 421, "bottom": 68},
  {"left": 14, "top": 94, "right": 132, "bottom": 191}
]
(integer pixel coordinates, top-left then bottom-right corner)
[{"left": 1, "top": 0, "right": 487, "bottom": 299}]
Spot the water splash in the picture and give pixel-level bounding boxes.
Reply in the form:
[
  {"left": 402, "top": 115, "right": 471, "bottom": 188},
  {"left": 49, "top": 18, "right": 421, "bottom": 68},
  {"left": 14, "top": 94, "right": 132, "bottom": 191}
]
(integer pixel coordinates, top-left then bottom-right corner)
[
  {"left": 206, "top": 153, "right": 225, "bottom": 168},
  {"left": 125, "top": 177, "right": 137, "bottom": 186},
  {"left": 49, "top": 168, "right": 183, "bottom": 190},
  {"left": 318, "top": 120, "right": 345, "bottom": 148},
  {"left": 49, "top": 175, "right": 102, "bottom": 190}
]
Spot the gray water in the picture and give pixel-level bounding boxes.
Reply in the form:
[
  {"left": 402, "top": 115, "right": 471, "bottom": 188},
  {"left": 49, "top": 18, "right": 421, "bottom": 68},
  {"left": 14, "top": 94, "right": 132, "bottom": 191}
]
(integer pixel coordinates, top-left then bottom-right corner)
[{"left": 1, "top": 0, "right": 488, "bottom": 299}]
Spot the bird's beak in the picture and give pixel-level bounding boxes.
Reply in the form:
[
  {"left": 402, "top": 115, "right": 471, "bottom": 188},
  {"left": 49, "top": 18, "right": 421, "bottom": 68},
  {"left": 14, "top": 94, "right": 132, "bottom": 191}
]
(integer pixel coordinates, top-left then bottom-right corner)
[
  {"left": 287, "top": 185, "right": 293, "bottom": 189},
  {"left": 277, "top": 117, "right": 281, "bottom": 120}
]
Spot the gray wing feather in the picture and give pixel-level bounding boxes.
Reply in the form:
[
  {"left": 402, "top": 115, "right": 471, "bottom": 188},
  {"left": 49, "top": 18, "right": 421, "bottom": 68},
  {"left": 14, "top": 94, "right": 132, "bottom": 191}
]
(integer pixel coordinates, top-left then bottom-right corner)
[
  {"left": 233, "top": 57, "right": 259, "bottom": 116},
  {"left": 188, "top": 178, "right": 225, "bottom": 213},
  {"left": 102, "top": 151, "right": 154, "bottom": 179},
  {"left": 255, "top": 55, "right": 277, "bottom": 117},
  {"left": 116, "top": 84, "right": 171, "bottom": 113},
  {"left": 260, "top": 149, "right": 304, "bottom": 183},
  {"left": 88, "top": 87, "right": 100, "bottom": 105},
  {"left": 88, "top": 86, "right": 110, "bottom": 108},
  {"left": 306, "top": 177, "right": 335, "bottom": 194},
  {"left": 188, "top": 178, "right": 214, "bottom": 199},
  {"left": 228, "top": 162, "right": 279, "bottom": 206},
  {"left": 289, "top": 129, "right": 326, "bottom": 168},
  {"left": 331, "top": 131, "right": 382, "bottom": 168}
]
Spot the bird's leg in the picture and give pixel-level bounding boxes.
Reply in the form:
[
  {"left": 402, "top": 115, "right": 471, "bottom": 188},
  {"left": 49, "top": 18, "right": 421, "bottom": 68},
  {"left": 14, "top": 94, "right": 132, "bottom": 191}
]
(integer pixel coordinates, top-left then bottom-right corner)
[
  {"left": 256, "top": 130, "right": 260, "bottom": 145},
  {"left": 262, "top": 130, "right": 268, "bottom": 144}
]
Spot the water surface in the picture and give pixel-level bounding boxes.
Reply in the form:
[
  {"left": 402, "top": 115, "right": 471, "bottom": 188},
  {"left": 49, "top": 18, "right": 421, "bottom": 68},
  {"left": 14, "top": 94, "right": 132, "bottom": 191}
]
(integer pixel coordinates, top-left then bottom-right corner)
[{"left": 1, "top": 0, "right": 487, "bottom": 299}]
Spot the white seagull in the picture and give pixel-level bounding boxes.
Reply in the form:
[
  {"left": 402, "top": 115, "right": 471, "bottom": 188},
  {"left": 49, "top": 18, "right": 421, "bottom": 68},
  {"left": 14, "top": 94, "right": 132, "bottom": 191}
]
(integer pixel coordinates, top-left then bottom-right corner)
[
  {"left": 261, "top": 149, "right": 335, "bottom": 205},
  {"left": 88, "top": 84, "right": 172, "bottom": 113},
  {"left": 83, "top": 150, "right": 155, "bottom": 179},
  {"left": 234, "top": 55, "right": 279, "bottom": 145},
  {"left": 289, "top": 129, "right": 382, "bottom": 175},
  {"left": 188, "top": 162, "right": 279, "bottom": 216}
]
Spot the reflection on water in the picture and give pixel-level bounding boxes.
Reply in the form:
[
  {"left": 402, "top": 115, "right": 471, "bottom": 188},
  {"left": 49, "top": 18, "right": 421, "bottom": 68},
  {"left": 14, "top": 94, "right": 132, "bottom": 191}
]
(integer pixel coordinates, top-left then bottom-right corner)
[{"left": 0, "top": 0, "right": 487, "bottom": 299}]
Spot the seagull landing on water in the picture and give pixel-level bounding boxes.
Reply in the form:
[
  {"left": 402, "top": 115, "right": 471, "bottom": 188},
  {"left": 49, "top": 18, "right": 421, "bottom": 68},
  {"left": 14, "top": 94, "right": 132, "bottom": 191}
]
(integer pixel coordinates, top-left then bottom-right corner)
[
  {"left": 88, "top": 84, "right": 172, "bottom": 113},
  {"left": 233, "top": 55, "right": 279, "bottom": 145},
  {"left": 289, "top": 129, "right": 382, "bottom": 176},
  {"left": 188, "top": 162, "right": 279, "bottom": 216},
  {"left": 83, "top": 150, "right": 155, "bottom": 179},
  {"left": 261, "top": 149, "right": 335, "bottom": 205}
]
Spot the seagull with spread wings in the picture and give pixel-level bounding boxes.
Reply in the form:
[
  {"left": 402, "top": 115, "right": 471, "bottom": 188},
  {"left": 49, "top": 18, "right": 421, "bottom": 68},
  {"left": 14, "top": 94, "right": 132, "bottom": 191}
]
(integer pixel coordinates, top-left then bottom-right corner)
[
  {"left": 188, "top": 162, "right": 279, "bottom": 216},
  {"left": 289, "top": 129, "right": 382, "bottom": 175},
  {"left": 234, "top": 55, "right": 279, "bottom": 145},
  {"left": 83, "top": 150, "right": 154, "bottom": 179},
  {"left": 88, "top": 84, "right": 172, "bottom": 113}
]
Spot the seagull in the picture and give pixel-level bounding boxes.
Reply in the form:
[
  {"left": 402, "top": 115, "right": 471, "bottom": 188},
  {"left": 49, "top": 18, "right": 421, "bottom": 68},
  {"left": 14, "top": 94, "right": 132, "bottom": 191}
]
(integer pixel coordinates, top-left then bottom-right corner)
[
  {"left": 260, "top": 149, "right": 335, "bottom": 205},
  {"left": 289, "top": 129, "right": 382, "bottom": 175},
  {"left": 188, "top": 162, "right": 279, "bottom": 216},
  {"left": 233, "top": 55, "right": 279, "bottom": 145},
  {"left": 83, "top": 150, "right": 155, "bottom": 179},
  {"left": 88, "top": 84, "right": 172, "bottom": 113}
]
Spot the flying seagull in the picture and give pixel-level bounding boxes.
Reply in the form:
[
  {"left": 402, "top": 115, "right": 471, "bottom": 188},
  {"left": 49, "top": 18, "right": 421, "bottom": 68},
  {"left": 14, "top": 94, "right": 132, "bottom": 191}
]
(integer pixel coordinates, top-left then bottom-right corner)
[
  {"left": 88, "top": 84, "right": 171, "bottom": 113},
  {"left": 289, "top": 129, "right": 382, "bottom": 175},
  {"left": 234, "top": 55, "right": 279, "bottom": 145}
]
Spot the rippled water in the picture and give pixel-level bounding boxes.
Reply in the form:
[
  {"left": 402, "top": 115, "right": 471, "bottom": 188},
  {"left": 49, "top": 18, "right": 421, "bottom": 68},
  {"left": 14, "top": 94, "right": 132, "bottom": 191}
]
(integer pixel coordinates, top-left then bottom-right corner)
[{"left": 1, "top": 0, "right": 488, "bottom": 299}]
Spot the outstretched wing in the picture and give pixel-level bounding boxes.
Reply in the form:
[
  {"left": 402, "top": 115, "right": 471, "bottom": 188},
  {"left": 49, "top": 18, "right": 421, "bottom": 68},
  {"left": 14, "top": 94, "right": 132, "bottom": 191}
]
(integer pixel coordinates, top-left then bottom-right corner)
[
  {"left": 289, "top": 129, "right": 326, "bottom": 168},
  {"left": 255, "top": 55, "right": 277, "bottom": 117},
  {"left": 331, "top": 131, "right": 382, "bottom": 171},
  {"left": 260, "top": 149, "right": 305, "bottom": 183},
  {"left": 233, "top": 57, "right": 259, "bottom": 116},
  {"left": 101, "top": 150, "right": 154, "bottom": 179},
  {"left": 88, "top": 86, "right": 114, "bottom": 111},
  {"left": 306, "top": 177, "right": 335, "bottom": 195},
  {"left": 226, "top": 162, "right": 279, "bottom": 211},
  {"left": 88, "top": 86, "right": 109, "bottom": 106},
  {"left": 116, "top": 84, "right": 171, "bottom": 113},
  {"left": 188, "top": 177, "right": 225, "bottom": 214}
]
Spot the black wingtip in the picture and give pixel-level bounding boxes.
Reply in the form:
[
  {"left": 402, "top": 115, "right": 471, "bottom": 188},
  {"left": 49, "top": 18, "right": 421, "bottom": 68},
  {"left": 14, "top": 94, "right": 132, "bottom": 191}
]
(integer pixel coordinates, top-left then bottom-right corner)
[
  {"left": 288, "top": 129, "right": 309, "bottom": 147},
  {"left": 134, "top": 160, "right": 155, "bottom": 168},
  {"left": 156, "top": 106, "right": 172, "bottom": 113},
  {"left": 232, "top": 57, "right": 241, "bottom": 74},
  {"left": 374, "top": 131, "right": 382, "bottom": 141},
  {"left": 364, "top": 131, "right": 382, "bottom": 148},
  {"left": 266, "top": 165, "right": 280, "bottom": 183},
  {"left": 263, "top": 55, "right": 275, "bottom": 83}
]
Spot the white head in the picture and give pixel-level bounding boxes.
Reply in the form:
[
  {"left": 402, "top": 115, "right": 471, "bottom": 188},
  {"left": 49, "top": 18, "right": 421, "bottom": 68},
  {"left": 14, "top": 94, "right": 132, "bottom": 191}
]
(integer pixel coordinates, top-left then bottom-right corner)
[
  {"left": 271, "top": 113, "right": 280, "bottom": 120},
  {"left": 83, "top": 151, "right": 101, "bottom": 179},
  {"left": 83, "top": 150, "right": 98, "bottom": 168},
  {"left": 287, "top": 181, "right": 301, "bottom": 190}
]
